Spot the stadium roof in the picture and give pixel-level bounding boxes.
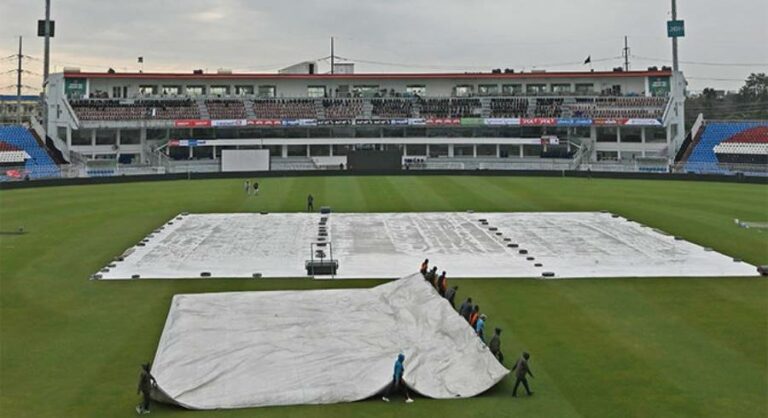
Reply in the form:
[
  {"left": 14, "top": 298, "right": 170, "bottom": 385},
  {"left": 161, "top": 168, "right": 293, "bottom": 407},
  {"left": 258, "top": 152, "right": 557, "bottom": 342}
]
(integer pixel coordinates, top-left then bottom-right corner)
[{"left": 62, "top": 69, "right": 672, "bottom": 80}]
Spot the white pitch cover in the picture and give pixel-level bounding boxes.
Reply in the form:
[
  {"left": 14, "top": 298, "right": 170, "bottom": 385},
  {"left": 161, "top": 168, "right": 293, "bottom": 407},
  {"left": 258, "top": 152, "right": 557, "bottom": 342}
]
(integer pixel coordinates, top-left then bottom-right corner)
[{"left": 150, "top": 273, "right": 509, "bottom": 409}]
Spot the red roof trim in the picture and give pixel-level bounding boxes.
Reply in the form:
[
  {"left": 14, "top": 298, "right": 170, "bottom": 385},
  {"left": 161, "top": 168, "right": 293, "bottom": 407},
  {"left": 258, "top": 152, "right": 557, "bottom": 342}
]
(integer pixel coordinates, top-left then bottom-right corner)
[{"left": 64, "top": 70, "right": 672, "bottom": 81}]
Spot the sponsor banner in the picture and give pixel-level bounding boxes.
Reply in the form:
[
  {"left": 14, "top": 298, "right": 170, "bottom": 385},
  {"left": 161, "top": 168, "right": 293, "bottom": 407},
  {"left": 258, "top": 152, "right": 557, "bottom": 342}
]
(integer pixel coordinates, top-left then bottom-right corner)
[
  {"left": 281, "top": 119, "right": 302, "bottom": 127},
  {"left": 278, "top": 118, "right": 318, "bottom": 127},
  {"left": 593, "top": 118, "right": 628, "bottom": 126},
  {"left": 484, "top": 118, "right": 521, "bottom": 126},
  {"left": 170, "top": 139, "right": 207, "bottom": 147},
  {"left": 390, "top": 118, "right": 410, "bottom": 126},
  {"left": 355, "top": 119, "right": 391, "bottom": 126},
  {"left": 211, "top": 119, "right": 247, "bottom": 128},
  {"left": 556, "top": 118, "right": 593, "bottom": 127},
  {"left": 520, "top": 118, "right": 557, "bottom": 126},
  {"left": 426, "top": 118, "right": 461, "bottom": 126},
  {"left": 408, "top": 118, "right": 426, "bottom": 126},
  {"left": 317, "top": 119, "right": 352, "bottom": 126},
  {"left": 460, "top": 117, "right": 484, "bottom": 127},
  {"left": 5, "top": 169, "right": 23, "bottom": 178},
  {"left": 174, "top": 119, "right": 212, "bottom": 128},
  {"left": 624, "top": 118, "right": 663, "bottom": 126},
  {"left": 247, "top": 119, "right": 282, "bottom": 127},
  {"left": 541, "top": 136, "right": 560, "bottom": 145}
]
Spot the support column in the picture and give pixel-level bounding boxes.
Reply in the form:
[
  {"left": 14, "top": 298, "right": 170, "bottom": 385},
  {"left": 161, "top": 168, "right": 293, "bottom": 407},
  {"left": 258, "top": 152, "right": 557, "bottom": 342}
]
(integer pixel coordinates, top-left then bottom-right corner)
[
  {"left": 473, "top": 144, "right": 477, "bottom": 158},
  {"left": 403, "top": 144, "right": 408, "bottom": 156},
  {"left": 496, "top": 144, "right": 500, "bottom": 158},
  {"left": 306, "top": 144, "right": 311, "bottom": 157},
  {"left": 448, "top": 144, "right": 454, "bottom": 157},
  {"left": 425, "top": 144, "right": 430, "bottom": 157},
  {"left": 281, "top": 145, "right": 288, "bottom": 158},
  {"left": 519, "top": 145, "right": 524, "bottom": 158}
]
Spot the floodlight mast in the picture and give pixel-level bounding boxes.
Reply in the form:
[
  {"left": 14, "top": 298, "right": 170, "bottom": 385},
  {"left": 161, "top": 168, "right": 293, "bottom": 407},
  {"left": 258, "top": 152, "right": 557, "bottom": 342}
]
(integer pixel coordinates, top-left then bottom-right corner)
[
  {"left": 671, "top": 0, "right": 679, "bottom": 73},
  {"left": 42, "top": 0, "right": 51, "bottom": 133}
]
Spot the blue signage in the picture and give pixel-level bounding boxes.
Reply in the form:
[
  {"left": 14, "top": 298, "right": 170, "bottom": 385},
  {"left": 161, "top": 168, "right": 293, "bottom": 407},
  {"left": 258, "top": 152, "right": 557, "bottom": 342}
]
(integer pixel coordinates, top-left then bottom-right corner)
[
  {"left": 557, "top": 118, "right": 593, "bottom": 127},
  {"left": 667, "top": 20, "right": 685, "bottom": 38}
]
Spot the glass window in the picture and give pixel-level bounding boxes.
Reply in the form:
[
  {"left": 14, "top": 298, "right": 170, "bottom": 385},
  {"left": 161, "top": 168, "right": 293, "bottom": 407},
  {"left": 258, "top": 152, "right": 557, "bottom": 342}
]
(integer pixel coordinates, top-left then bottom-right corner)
[
  {"left": 453, "top": 85, "right": 474, "bottom": 97},
  {"left": 478, "top": 85, "right": 499, "bottom": 96},
  {"left": 138, "top": 85, "right": 157, "bottom": 96},
  {"left": 235, "top": 85, "right": 254, "bottom": 96},
  {"left": 526, "top": 84, "right": 547, "bottom": 94},
  {"left": 120, "top": 129, "right": 140, "bottom": 145},
  {"left": 162, "top": 86, "right": 181, "bottom": 95},
  {"left": 72, "top": 129, "right": 91, "bottom": 145},
  {"left": 186, "top": 86, "right": 205, "bottom": 96},
  {"left": 597, "top": 127, "right": 618, "bottom": 142},
  {"left": 352, "top": 85, "right": 379, "bottom": 97},
  {"left": 621, "top": 127, "right": 642, "bottom": 142},
  {"left": 649, "top": 127, "right": 667, "bottom": 142},
  {"left": 57, "top": 127, "right": 68, "bottom": 142},
  {"left": 307, "top": 86, "right": 327, "bottom": 98},
  {"left": 95, "top": 129, "right": 117, "bottom": 145},
  {"left": 406, "top": 85, "right": 426, "bottom": 96},
  {"left": 551, "top": 84, "right": 572, "bottom": 93},
  {"left": 258, "top": 85, "right": 276, "bottom": 98},
  {"left": 575, "top": 83, "right": 594, "bottom": 94},
  {"left": 146, "top": 129, "right": 168, "bottom": 140},
  {"left": 502, "top": 84, "right": 523, "bottom": 95},
  {"left": 523, "top": 144, "right": 543, "bottom": 157},
  {"left": 596, "top": 151, "right": 619, "bottom": 161},
  {"left": 210, "top": 86, "right": 230, "bottom": 96}
]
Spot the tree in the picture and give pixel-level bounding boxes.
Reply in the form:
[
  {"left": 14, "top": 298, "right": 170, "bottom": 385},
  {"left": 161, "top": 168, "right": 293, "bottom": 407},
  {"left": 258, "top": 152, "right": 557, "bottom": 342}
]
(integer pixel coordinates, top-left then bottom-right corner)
[{"left": 738, "top": 73, "right": 768, "bottom": 100}]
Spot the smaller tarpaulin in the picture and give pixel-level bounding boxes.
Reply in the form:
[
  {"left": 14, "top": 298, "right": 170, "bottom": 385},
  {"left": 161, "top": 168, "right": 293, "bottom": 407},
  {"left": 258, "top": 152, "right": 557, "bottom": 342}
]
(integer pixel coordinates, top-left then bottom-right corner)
[{"left": 151, "top": 273, "right": 509, "bottom": 409}]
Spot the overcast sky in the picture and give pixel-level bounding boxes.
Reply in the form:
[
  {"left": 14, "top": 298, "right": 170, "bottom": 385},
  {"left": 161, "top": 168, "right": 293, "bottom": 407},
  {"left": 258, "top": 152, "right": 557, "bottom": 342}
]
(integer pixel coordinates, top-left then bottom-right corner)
[{"left": 0, "top": 0, "right": 766, "bottom": 94}]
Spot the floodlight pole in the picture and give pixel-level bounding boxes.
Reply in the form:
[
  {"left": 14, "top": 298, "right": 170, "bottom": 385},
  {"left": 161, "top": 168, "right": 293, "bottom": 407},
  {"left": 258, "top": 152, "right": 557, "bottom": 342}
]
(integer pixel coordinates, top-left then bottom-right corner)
[
  {"left": 17, "top": 36, "right": 23, "bottom": 125},
  {"left": 42, "top": 0, "right": 52, "bottom": 133},
  {"left": 330, "top": 36, "right": 335, "bottom": 75},
  {"left": 671, "top": 0, "right": 679, "bottom": 73}
]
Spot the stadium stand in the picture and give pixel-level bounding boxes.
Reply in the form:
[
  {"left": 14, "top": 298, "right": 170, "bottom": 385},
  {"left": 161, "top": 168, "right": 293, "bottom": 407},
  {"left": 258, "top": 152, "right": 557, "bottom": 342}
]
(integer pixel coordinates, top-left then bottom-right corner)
[
  {"left": 71, "top": 99, "right": 200, "bottom": 120},
  {"left": 371, "top": 98, "right": 414, "bottom": 118},
  {"left": 252, "top": 99, "right": 316, "bottom": 119},
  {"left": 206, "top": 99, "right": 247, "bottom": 119},
  {"left": 418, "top": 98, "right": 482, "bottom": 118},
  {"left": 0, "top": 126, "right": 60, "bottom": 180},
  {"left": 323, "top": 99, "right": 364, "bottom": 119},
  {"left": 533, "top": 98, "right": 564, "bottom": 118},
  {"left": 65, "top": 96, "right": 669, "bottom": 121},
  {"left": 490, "top": 98, "right": 528, "bottom": 118},
  {"left": 568, "top": 97, "right": 667, "bottom": 119},
  {"left": 0, "top": 141, "right": 29, "bottom": 164},
  {"left": 684, "top": 122, "right": 768, "bottom": 173}
]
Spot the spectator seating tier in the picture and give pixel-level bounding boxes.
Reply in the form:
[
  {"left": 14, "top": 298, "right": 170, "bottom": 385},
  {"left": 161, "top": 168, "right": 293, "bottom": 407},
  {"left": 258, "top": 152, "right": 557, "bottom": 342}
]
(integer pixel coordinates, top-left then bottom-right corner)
[{"left": 0, "top": 126, "right": 59, "bottom": 179}]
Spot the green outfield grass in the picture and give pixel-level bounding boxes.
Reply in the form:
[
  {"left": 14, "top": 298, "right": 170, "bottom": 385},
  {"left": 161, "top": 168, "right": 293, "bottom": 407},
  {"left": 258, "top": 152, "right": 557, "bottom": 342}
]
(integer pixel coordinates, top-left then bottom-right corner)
[{"left": 1, "top": 176, "right": 766, "bottom": 418}]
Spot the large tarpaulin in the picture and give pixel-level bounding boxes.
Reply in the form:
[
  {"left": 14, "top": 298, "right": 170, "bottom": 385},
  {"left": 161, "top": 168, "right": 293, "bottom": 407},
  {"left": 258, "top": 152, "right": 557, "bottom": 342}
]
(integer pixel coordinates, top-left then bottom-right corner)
[{"left": 151, "top": 273, "right": 509, "bottom": 409}]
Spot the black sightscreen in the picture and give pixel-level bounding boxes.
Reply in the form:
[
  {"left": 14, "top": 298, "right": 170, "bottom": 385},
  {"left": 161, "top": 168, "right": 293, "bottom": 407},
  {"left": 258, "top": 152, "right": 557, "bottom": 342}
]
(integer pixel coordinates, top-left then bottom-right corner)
[{"left": 347, "top": 150, "right": 401, "bottom": 171}]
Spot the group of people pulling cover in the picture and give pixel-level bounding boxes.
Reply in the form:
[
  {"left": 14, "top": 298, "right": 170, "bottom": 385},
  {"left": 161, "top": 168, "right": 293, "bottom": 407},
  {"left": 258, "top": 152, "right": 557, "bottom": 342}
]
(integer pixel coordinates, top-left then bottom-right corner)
[
  {"left": 380, "top": 260, "right": 535, "bottom": 405},
  {"left": 135, "top": 258, "right": 534, "bottom": 413}
]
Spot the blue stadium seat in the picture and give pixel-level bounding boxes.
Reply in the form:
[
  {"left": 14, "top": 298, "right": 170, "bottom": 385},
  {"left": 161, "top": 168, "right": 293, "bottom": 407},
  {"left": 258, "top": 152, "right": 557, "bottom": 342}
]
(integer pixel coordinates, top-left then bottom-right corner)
[
  {"left": 0, "top": 126, "right": 60, "bottom": 180},
  {"left": 684, "top": 122, "right": 768, "bottom": 174}
]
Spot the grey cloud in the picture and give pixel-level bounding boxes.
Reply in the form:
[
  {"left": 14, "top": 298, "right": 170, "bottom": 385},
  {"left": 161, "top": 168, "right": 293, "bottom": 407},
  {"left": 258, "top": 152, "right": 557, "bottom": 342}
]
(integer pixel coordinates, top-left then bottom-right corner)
[{"left": 0, "top": 0, "right": 766, "bottom": 93}]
